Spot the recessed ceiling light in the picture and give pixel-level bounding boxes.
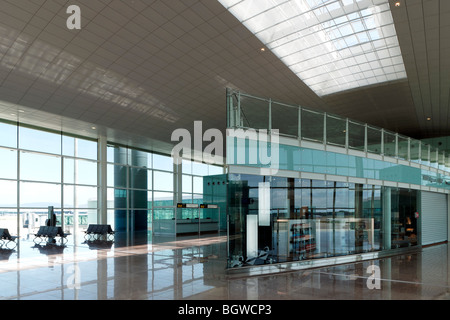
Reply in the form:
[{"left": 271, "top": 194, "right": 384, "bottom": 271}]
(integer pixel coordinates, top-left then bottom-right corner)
[
  {"left": 427, "top": 117, "right": 431, "bottom": 121},
  {"left": 91, "top": 126, "right": 96, "bottom": 130},
  {"left": 394, "top": 2, "right": 401, "bottom": 7},
  {"left": 18, "top": 109, "right": 24, "bottom": 113},
  {"left": 260, "top": 47, "right": 266, "bottom": 52}
]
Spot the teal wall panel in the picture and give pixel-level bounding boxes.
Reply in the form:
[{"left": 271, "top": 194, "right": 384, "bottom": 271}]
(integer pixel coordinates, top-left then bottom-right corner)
[{"left": 227, "top": 137, "right": 450, "bottom": 190}]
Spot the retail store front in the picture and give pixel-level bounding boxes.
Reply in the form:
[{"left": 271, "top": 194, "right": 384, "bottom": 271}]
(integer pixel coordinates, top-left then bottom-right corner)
[{"left": 223, "top": 174, "right": 421, "bottom": 269}]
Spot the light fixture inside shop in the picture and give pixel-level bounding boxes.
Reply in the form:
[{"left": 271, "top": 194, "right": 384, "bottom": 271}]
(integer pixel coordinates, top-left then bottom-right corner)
[{"left": 218, "top": 0, "right": 407, "bottom": 96}]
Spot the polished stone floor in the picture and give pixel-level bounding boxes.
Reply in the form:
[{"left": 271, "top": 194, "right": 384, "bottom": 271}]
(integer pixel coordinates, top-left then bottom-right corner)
[{"left": 1, "top": 232, "right": 450, "bottom": 300}]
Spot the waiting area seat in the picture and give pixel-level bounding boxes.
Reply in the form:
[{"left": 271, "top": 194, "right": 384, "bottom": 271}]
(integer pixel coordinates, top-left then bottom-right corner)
[
  {"left": 0, "top": 228, "right": 18, "bottom": 249},
  {"left": 34, "top": 226, "right": 69, "bottom": 244},
  {"left": 84, "top": 224, "right": 115, "bottom": 240}
]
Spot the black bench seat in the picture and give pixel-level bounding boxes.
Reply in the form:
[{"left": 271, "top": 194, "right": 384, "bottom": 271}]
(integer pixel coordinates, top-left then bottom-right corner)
[
  {"left": 34, "top": 226, "right": 70, "bottom": 244},
  {"left": 84, "top": 224, "right": 115, "bottom": 240}
]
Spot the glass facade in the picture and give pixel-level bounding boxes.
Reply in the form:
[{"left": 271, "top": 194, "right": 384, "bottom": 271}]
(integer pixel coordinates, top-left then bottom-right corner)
[
  {"left": 0, "top": 120, "right": 98, "bottom": 242},
  {"left": 227, "top": 173, "right": 419, "bottom": 267},
  {"left": 0, "top": 120, "right": 222, "bottom": 244},
  {"left": 105, "top": 143, "right": 223, "bottom": 240}
]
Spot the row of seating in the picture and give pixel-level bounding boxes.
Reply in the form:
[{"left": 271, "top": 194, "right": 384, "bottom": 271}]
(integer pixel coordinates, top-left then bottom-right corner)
[
  {"left": 0, "top": 224, "right": 115, "bottom": 248},
  {"left": 84, "top": 224, "right": 115, "bottom": 240},
  {"left": 34, "top": 226, "right": 70, "bottom": 244}
]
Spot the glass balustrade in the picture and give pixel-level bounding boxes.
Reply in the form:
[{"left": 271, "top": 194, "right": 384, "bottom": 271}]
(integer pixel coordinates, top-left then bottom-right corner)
[{"left": 227, "top": 88, "right": 449, "bottom": 173}]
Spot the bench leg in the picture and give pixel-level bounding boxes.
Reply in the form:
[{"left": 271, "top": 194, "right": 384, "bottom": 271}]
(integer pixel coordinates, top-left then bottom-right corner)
[
  {"left": 5, "top": 240, "right": 16, "bottom": 250},
  {"left": 33, "top": 236, "right": 42, "bottom": 244}
]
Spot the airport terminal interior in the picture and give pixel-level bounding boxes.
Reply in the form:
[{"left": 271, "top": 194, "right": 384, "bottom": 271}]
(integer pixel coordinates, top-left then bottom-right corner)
[{"left": 1, "top": 0, "right": 450, "bottom": 301}]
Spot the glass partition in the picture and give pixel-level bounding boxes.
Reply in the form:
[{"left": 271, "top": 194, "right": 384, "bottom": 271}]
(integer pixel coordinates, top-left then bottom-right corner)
[
  {"left": 421, "top": 142, "right": 430, "bottom": 166},
  {"left": 272, "top": 102, "right": 298, "bottom": 137},
  {"left": 410, "top": 139, "right": 421, "bottom": 164},
  {"left": 439, "top": 152, "right": 446, "bottom": 170},
  {"left": 301, "top": 109, "right": 324, "bottom": 143},
  {"left": 430, "top": 148, "right": 438, "bottom": 168},
  {"left": 240, "top": 95, "right": 270, "bottom": 130},
  {"left": 367, "top": 126, "right": 382, "bottom": 155},
  {"left": 347, "top": 121, "right": 365, "bottom": 151},
  {"left": 383, "top": 130, "right": 397, "bottom": 157},
  {"left": 397, "top": 135, "right": 409, "bottom": 160},
  {"left": 326, "top": 115, "right": 346, "bottom": 147}
]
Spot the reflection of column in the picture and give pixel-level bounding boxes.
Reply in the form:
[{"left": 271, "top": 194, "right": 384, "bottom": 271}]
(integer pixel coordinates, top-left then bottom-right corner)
[
  {"left": 97, "top": 251, "right": 107, "bottom": 299},
  {"left": 381, "top": 257, "right": 392, "bottom": 299},
  {"left": 114, "top": 254, "right": 148, "bottom": 299},
  {"left": 382, "top": 187, "right": 391, "bottom": 250},
  {"left": 173, "top": 249, "right": 183, "bottom": 299}
]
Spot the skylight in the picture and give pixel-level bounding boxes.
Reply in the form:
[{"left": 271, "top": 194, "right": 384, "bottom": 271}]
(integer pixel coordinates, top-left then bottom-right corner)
[{"left": 218, "top": 0, "right": 406, "bottom": 96}]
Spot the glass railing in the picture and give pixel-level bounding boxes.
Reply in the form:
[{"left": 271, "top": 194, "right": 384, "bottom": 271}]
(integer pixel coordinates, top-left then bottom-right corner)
[{"left": 226, "top": 88, "right": 448, "bottom": 173}]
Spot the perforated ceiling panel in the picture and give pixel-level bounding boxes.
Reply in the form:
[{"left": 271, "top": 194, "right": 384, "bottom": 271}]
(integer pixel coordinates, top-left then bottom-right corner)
[{"left": 0, "top": 0, "right": 447, "bottom": 154}]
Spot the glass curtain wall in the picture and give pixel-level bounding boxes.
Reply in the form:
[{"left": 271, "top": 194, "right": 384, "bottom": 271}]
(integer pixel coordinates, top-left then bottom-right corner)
[
  {"left": 0, "top": 120, "right": 98, "bottom": 242},
  {"left": 181, "top": 159, "right": 223, "bottom": 219},
  {"left": 228, "top": 173, "right": 416, "bottom": 268},
  {"left": 106, "top": 144, "right": 223, "bottom": 238}
]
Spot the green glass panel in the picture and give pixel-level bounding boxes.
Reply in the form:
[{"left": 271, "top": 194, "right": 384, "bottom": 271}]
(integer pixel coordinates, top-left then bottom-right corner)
[
  {"left": 397, "top": 135, "right": 409, "bottom": 160},
  {"left": 410, "top": 139, "right": 420, "bottom": 163},
  {"left": 421, "top": 143, "right": 430, "bottom": 166},
  {"left": 301, "top": 109, "right": 323, "bottom": 143},
  {"left": 326, "top": 115, "right": 346, "bottom": 147},
  {"left": 240, "top": 95, "right": 269, "bottom": 130},
  {"left": 348, "top": 121, "right": 365, "bottom": 151},
  {"left": 367, "top": 126, "right": 381, "bottom": 154},
  {"left": 272, "top": 102, "right": 298, "bottom": 137},
  {"left": 383, "top": 131, "right": 396, "bottom": 157}
]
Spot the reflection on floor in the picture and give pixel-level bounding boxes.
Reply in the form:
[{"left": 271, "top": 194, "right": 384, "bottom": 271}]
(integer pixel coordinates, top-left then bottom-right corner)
[{"left": 1, "top": 232, "right": 450, "bottom": 300}]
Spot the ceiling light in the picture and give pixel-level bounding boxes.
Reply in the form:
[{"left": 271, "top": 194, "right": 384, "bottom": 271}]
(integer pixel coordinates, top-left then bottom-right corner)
[
  {"left": 394, "top": 2, "right": 401, "bottom": 7},
  {"left": 218, "top": 0, "right": 407, "bottom": 96},
  {"left": 260, "top": 47, "right": 266, "bottom": 52},
  {"left": 427, "top": 117, "right": 431, "bottom": 121},
  {"left": 91, "top": 126, "right": 96, "bottom": 130}
]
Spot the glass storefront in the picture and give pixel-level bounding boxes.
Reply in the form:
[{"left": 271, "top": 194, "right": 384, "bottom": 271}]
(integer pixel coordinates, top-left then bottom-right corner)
[{"left": 227, "top": 173, "right": 418, "bottom": 268}]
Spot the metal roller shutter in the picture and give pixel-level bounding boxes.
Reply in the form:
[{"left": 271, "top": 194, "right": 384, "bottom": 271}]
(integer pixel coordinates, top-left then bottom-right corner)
[{"left": 421, "top": 191, "right": 448, "bottom": 246}]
